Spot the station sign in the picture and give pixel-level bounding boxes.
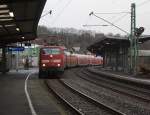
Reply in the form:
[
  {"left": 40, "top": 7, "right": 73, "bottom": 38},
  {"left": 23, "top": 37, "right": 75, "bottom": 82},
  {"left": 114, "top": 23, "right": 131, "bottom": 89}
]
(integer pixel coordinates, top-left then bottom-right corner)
[{"left": 8, "top": 46, "right": 25, "bottom": 51}]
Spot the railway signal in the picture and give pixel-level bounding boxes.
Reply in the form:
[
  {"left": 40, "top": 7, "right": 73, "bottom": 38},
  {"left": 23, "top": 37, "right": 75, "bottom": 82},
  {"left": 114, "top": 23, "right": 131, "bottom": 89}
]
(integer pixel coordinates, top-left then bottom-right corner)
[{"left": 135, "top": 27, "right": 144, "bottom": 37}]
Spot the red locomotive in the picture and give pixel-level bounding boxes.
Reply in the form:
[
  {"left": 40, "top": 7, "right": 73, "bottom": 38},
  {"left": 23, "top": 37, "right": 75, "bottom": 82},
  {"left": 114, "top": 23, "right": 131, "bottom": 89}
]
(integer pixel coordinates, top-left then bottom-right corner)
[
  {"left": 39, "top": 46, "right": 103, "bottom": 78},
  {"left": 39, "top": 46, "right": 66, "bottom": 78}
]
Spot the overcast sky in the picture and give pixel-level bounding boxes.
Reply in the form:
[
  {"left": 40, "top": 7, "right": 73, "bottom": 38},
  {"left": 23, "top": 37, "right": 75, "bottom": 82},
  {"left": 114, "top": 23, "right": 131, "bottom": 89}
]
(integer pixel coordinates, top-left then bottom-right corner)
[{"left": 39, "top": 0, "right": 150, "bottom": 35}]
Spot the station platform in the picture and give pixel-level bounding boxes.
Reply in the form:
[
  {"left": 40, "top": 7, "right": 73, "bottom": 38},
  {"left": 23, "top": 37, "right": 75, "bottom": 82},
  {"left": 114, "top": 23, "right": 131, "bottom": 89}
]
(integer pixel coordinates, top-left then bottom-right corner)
[
  {"left": 0, "top": 68, "right": 63, "bottom": 115},
  {"left": 87, "top": 66, "right": 150, "bottom": 85},
  {"left": 94, "top": 66, "right": 149, "bottom": 78},
  {"left": 0, "top": 70, "right": 30, "bottom": 115}
]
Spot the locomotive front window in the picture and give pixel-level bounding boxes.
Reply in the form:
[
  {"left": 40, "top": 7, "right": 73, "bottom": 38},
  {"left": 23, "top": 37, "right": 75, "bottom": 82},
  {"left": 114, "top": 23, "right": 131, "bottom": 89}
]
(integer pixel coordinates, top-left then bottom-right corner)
[{"left": 42, "top": 48, "right": 61, "bottom": 55}]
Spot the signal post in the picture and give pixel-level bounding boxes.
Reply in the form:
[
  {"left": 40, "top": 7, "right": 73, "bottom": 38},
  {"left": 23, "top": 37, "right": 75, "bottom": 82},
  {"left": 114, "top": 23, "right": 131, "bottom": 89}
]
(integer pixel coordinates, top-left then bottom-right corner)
[{"left": 130, "top": 3, "right": 144, "bottom": 75}]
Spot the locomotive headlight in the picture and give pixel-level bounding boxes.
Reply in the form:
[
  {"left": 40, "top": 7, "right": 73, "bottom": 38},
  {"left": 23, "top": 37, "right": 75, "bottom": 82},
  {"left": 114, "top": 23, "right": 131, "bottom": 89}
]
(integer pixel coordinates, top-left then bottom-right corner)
[
  {"left": 57, "top": 64, "right": 60, "bottom": 67},
  {"left": 42, "top": 64, "right": 46, "bottom": 67},
  {"left": 50, "top": 55, "right": 53, "bottom": 58}
]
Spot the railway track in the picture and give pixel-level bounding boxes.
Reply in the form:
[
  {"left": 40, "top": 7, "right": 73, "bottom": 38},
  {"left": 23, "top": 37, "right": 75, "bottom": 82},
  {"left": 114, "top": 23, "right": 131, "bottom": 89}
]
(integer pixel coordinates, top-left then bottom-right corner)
[
  {"left": 76, "top": 68, "right": 150, "bottom": 103},
  {"left": 45, "top": 79, "right": 125, "bottom": 115},
  {"left": 45, "top": 80, "right": 83, "bottom": 115}
]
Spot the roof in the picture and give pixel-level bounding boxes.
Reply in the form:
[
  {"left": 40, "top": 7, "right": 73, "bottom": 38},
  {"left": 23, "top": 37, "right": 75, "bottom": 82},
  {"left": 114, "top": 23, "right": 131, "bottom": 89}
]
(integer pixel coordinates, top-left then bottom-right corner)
[
  {"left": 139, "top": 50, "right": 150, "bottom": 56},
  {"left": 87, "top": 35, "right": 150, "bottom": 53},
  {"left": 139, "top": 35, "right": 150, "bottom": 42},
  {"left": 87, "top": 35, "right": 130, "bottom": 53},
  {"left": 0, "top": 0, "right": 46, "bottom": 45},
  {"left": 41, "top": 46, "right": 66, "bottom": 50}
]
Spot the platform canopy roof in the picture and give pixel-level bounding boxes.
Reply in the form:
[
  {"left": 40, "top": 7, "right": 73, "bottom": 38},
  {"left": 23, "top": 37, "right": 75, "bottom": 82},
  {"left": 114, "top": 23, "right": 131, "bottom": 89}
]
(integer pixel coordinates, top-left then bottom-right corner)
[
  {"left": 0, "top": 0, "right": 46, "bottom": 45},
  {"left": 87, "top": 35, "right": 150, "bottom": 53},
  {"left": 139, "top": 35, "right": 150, "bottom": 42}
]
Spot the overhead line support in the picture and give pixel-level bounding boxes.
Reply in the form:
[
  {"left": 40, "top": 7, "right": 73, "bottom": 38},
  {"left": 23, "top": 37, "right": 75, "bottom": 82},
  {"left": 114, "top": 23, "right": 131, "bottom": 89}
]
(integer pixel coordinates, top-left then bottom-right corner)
[
  {"left": 89, "top": 12, "right": 129, "bottom": 35},
  {"left": 130, "top": 3, "right": 137, "bottom": 74}
]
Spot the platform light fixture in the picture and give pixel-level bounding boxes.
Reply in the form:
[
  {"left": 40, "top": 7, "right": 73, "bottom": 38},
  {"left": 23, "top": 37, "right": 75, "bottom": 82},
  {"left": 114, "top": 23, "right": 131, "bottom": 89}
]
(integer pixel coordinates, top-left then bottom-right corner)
[
  {"left": 106, "top": 42, "right": 110, "bottom": 45},
  {"left": 16, "top": 27, "right": 20, "bottom": 31},
  {"left": 0, "top": 10, "right": 9, "bottom": 14},
  {"left": 5, "top": 24, "right": 16, "bottom": 27},
  {"left": 0, "top": 15, "right": 10, "bottom": 18},
  {"left": 0, "top": 5, "right": 8, "bottom": 8},
  {"left": 0, "top": 18, "right": 13, "bottom": 21},
  {"left": 9, "top": 12, "right": 14, "bottom": 17},
  {"left": 21, "top": 36, "right": 25, "bottom": 39}
]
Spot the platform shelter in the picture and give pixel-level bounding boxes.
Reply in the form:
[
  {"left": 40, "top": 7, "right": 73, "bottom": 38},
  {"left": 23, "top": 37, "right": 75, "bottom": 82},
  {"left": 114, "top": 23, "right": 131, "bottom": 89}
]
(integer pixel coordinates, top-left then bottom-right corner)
[
  {"left": 0, "top": 0, "right": 46, "bottom": 73},
  {"left": 87, "top": 35, "right": 150, "bottom": 73}
]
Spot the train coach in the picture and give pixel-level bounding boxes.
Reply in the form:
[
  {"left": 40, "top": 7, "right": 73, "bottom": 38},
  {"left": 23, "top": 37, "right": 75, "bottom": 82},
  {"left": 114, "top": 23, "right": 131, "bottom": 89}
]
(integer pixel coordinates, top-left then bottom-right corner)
[{"left": 39, "top": 46, "right": 103, "bottom": 78}]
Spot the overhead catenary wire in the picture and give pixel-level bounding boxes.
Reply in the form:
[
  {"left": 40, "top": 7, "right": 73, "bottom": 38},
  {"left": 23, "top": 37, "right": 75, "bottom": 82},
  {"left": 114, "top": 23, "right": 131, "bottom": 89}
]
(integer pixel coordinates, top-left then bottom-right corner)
[
  {"left": 89, "top": 12, "right": 129, "bottom": 35},
  {"left": 83, "top": 24, "right": 110, "bottom": 27},
  {"left": 85, "top": 1, "right": 150, "bottom": 30},
  {"left": 92, "top": 11, "right": 130, "bottom": 25},
  {"left": 50, "top": 0, "right": 73, "bottom": 25},
  {"left": 94, "top": 12, "right": 130, "bottom": 14},
  {"left": 52, "top": 0, "right": 63, "bottom": 9},
  {"left": 137, "top": 0, "right": 150, "bottom": 7},
  {"left": 84, "top": 11, "right": 129, "bottom": 29},
  {"left": 112, "top": 13, "right": 129, "bottom": 24}
]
